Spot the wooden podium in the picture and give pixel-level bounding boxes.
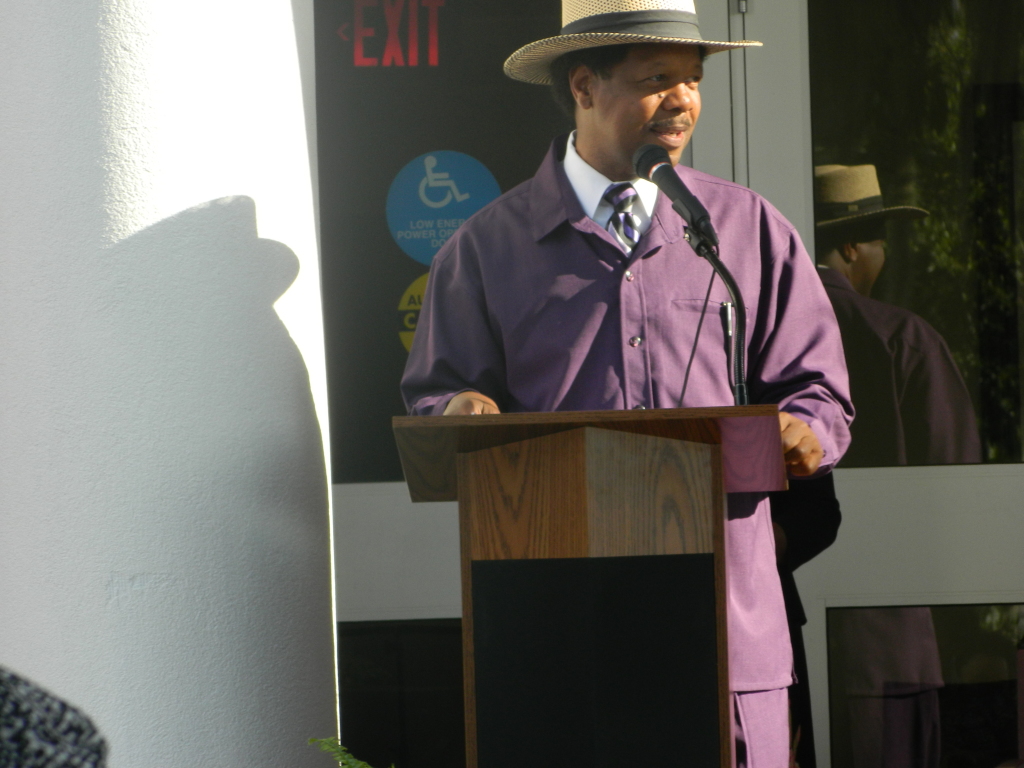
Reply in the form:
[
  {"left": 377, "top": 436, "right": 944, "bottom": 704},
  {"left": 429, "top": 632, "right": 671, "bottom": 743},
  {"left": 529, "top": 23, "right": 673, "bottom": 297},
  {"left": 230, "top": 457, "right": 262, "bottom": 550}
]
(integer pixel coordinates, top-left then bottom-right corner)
[{"left": 393, "top": 405, "right": 786, "bottom": 768}]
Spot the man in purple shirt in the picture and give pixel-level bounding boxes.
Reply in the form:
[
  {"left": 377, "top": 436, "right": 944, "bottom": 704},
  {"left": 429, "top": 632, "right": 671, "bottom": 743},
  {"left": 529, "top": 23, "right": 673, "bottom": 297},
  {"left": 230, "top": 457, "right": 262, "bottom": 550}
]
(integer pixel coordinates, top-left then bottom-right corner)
[{"left": 402, "top": 2, "right": 853, "bottom": 764}]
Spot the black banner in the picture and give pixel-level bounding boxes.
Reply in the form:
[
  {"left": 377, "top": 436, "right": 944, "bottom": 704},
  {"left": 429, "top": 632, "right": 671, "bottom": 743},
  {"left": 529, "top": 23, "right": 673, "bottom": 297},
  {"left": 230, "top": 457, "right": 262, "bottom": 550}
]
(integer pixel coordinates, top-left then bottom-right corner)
[{"left": 316, "top": 0, "right": 567, "bottom": 482}]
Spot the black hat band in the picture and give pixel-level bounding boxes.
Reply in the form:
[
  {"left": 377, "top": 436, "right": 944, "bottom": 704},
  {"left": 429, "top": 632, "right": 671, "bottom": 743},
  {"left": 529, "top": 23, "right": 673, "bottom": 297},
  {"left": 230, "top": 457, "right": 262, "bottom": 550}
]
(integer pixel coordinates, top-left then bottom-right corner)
[
  {"left": 816, "top": 195, "right": 884, "bottom": 221},
  {"left": 561, "top": 10, "right": 703, "bottom": 40}
]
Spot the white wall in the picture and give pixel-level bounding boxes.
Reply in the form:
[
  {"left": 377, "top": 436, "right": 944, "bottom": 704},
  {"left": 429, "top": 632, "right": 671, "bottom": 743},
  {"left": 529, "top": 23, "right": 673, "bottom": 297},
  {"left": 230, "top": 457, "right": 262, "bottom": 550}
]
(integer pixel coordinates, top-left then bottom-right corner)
[
  {"left": 740, "top": 0, "right": 817, "bottom": 244},
  {"left": 334, "top": 484, "right": 460, "bottom": 622},
  {"left": 0, "top": 1, "right": 337, "bottom": 765}
]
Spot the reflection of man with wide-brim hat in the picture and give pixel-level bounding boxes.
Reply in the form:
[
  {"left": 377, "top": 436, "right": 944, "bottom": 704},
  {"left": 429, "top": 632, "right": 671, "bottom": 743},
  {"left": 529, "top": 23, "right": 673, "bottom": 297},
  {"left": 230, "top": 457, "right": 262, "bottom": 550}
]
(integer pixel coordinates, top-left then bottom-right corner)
[
  {"left": 815, "top": 164, "right": 928, "bottom": 228},
  {"left": 814, "top": 164, "right": 928, "bottom": 298},
  {"left": 812, "top": 163, "right": 980, "bottom": 469},
  {"left": 402, "top": 4, "right": 855, "bottom": 765}
]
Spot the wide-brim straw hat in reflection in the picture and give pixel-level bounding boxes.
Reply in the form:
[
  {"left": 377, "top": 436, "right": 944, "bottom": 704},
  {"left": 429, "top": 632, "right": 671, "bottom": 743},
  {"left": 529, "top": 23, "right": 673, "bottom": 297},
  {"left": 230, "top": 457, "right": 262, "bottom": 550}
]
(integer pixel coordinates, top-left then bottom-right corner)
[
  {"left": 504, "top": 0, "right": 762, "bottom": 85},
  {"left": 815, "top": 164, "right": 929, "bottom": 228}
]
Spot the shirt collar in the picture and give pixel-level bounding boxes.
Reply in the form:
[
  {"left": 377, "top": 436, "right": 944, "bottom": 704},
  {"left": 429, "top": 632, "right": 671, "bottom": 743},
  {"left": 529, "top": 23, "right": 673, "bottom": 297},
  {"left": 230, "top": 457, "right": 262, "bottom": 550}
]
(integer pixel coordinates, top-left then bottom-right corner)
[
  {"left": 527, "top": 135, "right": 682, "bottom": 248},
  {"left": 817, "top": 265, "right": 856, "bottom": 293},
  {"left": 528, "top": 136, "right": 582, "bottom": 242},
  {"left": 562, "top": 130, "right": 659, "bottom": 220}
]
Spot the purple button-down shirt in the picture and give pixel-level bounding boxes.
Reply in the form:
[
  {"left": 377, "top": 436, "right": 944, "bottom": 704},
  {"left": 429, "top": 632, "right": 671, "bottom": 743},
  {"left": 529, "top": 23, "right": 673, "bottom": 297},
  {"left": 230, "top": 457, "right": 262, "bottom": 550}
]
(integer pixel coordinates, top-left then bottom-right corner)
[{"left": 402, "top": 137, "right": 853, "bottom": 691}]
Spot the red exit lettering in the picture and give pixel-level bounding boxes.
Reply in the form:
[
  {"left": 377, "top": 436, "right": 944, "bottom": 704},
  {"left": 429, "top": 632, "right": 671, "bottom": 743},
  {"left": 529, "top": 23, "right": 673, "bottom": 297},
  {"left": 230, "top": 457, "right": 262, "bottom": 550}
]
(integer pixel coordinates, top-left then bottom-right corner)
[
  {"left": 351, "top": 0, "right": 444, "bottom": 67},
  {"left": 421, "top": 0, "right": 443, "bottom": 66},
  {"left": 354, "top": 0, "right": 377, "bottom": 66}
]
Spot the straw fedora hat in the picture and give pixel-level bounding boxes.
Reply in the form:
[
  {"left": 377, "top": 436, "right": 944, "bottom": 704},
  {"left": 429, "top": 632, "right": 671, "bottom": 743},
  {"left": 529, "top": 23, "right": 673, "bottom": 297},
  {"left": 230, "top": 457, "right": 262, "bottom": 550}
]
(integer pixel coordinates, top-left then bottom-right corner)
[
  {"left": 503, "top": 0, "right": 762, "bottom": 85},
  {"left": 814, "top": 165, "right": 928, "bottom": 228}
]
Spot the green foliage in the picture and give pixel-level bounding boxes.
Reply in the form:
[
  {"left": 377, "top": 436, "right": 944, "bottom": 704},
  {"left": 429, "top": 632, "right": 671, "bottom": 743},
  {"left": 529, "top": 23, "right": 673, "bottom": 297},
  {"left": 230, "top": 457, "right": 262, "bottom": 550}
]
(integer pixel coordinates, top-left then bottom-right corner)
[
  {"left": 810, "top": 0, "right": 1024, "bottom": 461},
  {"left": 308, "top": 737, "right": 395, "bottom": 768},
  {"left": 980, "top": 604, "right": 1024, "bottom": 647}
]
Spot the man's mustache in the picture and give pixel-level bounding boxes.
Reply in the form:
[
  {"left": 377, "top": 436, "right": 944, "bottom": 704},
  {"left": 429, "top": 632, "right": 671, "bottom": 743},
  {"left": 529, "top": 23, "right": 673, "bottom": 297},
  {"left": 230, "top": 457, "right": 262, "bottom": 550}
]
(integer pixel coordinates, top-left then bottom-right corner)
[{"left": 648, "top": 119, "right": 693, "bottom": 131}]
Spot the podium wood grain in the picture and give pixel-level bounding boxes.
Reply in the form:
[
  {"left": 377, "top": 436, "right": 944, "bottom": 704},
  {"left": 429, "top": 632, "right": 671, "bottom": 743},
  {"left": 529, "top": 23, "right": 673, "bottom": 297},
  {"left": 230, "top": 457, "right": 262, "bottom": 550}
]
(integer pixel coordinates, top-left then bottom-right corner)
[{"left": 458, "top": 428, "right": 717, "bottom": 560}]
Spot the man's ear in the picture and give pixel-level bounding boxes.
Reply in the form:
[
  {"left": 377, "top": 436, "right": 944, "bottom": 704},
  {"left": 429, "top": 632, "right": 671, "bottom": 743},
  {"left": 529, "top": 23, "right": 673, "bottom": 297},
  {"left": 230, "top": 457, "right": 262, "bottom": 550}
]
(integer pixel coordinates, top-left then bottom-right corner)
[
  {"left": 840, "top": 242, "right": 858, "bottom": 264},
  {"left": 569, "top": 65, "right": 594, "bottom": 110}
]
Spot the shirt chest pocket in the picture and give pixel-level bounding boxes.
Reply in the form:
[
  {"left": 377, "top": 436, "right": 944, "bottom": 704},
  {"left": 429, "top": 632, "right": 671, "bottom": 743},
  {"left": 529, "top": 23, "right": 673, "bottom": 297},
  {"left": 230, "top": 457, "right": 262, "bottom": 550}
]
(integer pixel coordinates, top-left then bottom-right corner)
[
  {"left": 656, "top": 297, "right": 757, "bottom": 381},
  {"left": 672, "top": 297, "right": 732, "bottom": 344},
  {"left": 671, "top": 297, "right": 757, "bottom": 334}
]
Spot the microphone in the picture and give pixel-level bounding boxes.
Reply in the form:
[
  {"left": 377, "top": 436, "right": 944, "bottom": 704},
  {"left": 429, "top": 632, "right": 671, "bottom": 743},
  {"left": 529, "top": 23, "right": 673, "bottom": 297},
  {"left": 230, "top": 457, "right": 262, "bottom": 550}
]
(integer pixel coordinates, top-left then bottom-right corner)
[{"left": 633, "top": 144, "right": 719, "bottom": 247}]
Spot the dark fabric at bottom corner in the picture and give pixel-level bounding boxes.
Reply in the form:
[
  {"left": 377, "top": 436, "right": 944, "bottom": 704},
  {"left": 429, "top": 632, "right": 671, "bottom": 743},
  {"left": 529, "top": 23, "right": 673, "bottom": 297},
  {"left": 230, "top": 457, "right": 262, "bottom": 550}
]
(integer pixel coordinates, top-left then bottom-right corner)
[{"left": 0, "top": 666, "right": 107, "bottom": 768}]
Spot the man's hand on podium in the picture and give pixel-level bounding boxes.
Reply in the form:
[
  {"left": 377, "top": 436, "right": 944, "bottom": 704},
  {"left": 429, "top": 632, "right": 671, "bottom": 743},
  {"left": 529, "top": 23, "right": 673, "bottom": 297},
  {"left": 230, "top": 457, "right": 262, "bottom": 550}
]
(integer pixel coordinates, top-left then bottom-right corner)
[
  {"left": 439, "top": 398, "right": 823, "bottom": 475},
  {"left": 443, "top": 391, "right": 501, "bottom": 415},
  {"left": 779, "top": 412, "right": 823, "bottom": 477}
]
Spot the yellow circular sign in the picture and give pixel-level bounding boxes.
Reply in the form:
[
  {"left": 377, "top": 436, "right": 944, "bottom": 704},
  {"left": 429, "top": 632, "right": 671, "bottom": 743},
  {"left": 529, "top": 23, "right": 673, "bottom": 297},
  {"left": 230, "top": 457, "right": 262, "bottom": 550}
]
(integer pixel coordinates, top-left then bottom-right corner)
[{"left": 398, "top": 273, "right": 429, "bottom": 352}]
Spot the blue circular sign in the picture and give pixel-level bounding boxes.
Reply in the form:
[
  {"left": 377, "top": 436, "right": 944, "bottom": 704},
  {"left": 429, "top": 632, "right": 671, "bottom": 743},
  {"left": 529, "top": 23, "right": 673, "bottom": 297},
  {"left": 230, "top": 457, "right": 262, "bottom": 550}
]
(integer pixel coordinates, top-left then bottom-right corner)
[{"left": 386, "top": 151, "right": 501, "bottom": 265}]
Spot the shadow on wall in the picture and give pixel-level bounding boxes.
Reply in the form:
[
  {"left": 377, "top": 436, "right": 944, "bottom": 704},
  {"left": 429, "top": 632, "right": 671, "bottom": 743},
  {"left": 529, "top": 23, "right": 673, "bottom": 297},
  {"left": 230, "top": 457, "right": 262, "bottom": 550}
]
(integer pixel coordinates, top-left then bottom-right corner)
[
  {"left": 89, "top": 195, "right": 327, "bottom": 521},
  {"left": 55, "top": 195, "right": 335, "bottom": 764}
]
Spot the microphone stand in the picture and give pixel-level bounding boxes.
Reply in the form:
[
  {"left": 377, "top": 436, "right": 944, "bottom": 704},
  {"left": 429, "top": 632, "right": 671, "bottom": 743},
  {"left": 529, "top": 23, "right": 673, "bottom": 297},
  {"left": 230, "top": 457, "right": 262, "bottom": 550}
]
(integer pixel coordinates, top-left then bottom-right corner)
[
  {"left": 675, "top": 213, "right": 749, "bottom": 406},
  {"left": 632, "top": 144, "right": 749, "bottom": 406}
]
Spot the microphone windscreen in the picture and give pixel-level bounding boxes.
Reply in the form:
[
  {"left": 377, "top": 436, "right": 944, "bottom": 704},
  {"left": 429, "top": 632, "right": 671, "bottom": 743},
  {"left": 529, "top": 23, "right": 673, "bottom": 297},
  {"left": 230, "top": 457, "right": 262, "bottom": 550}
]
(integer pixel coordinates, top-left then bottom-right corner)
[{"left": 633, "top": 144, "right": 671, "bottom": 180}]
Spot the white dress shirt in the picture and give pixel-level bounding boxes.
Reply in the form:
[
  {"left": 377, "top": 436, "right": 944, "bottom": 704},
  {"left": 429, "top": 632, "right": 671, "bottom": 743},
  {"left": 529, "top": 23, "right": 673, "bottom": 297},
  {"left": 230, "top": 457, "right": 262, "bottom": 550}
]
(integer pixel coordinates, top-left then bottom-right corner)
[{"left": 561, "top": 130, "right": 659, "bottom": 243}]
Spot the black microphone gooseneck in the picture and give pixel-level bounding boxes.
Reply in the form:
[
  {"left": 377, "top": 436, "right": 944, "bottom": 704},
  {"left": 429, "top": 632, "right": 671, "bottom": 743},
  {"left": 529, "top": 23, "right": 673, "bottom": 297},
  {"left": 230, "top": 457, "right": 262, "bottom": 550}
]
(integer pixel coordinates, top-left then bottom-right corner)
[{"left": 633, "top": 144, "right": 749, "bottom": 406}]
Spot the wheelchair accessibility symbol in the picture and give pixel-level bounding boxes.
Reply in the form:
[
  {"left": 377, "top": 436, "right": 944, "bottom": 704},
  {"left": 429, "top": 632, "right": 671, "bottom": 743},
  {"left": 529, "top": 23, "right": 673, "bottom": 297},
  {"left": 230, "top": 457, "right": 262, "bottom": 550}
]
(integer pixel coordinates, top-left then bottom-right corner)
[
  {"left": 387, "top": 150, "right": 500, "bottom": 266},
  {"left": 419, "top": 156, "right": 471, "bottom": 208}
]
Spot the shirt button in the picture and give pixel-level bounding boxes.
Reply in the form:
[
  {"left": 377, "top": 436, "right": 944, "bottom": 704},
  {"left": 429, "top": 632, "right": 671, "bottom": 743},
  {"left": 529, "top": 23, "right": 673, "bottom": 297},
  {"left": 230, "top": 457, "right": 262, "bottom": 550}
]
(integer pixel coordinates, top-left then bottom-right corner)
[
  {"left": 633, "top": 404, "right": 646, "bottom": 410},
  {"left": 629, "top": 336, "right": 642, "bottom": 347},
  {"left": 624, "top": 270, "right": 635, "bottom": 282}
]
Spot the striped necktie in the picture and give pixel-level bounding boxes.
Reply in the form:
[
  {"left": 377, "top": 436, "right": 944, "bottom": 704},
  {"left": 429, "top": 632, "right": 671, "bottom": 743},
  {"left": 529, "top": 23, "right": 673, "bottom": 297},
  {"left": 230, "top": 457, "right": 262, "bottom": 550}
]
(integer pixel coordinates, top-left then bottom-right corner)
[{"left": 603, "top": 182, "right": 641, "bottom": 253}]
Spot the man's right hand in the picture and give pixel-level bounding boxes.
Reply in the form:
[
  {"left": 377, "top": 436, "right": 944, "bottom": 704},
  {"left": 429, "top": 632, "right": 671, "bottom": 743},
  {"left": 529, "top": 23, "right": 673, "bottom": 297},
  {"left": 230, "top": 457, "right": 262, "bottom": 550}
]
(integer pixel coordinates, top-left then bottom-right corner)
[{"left": 443, "top": 391, "right": 500, "bottom": 415}]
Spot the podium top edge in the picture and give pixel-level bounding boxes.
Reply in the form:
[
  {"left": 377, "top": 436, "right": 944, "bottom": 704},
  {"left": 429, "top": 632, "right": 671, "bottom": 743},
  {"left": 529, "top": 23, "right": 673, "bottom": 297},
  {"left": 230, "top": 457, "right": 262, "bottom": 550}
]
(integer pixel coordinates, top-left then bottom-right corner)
[
  {"left": 392, "top": 405, "right": 785, "bottom": 502},
  {"left": 393, "top": 404, "right": 778, "bottom": 430}
]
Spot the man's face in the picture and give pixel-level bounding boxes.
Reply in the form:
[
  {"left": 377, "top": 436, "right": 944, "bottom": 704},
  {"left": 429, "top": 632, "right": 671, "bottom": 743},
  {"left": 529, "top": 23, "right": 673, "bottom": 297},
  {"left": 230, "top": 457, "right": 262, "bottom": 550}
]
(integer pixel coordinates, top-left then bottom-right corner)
[{"left": 571, "top": 43, "right": 703, "bottom": 181}]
